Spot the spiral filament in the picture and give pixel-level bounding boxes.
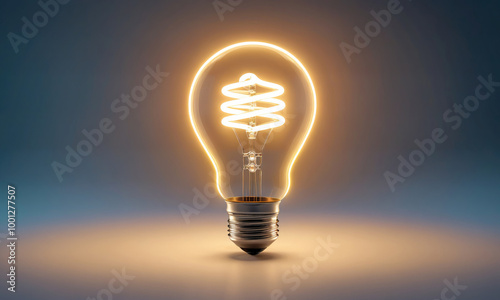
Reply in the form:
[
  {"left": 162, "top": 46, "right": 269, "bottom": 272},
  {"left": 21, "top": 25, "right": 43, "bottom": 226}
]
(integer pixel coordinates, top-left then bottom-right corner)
[{"left": 220, "top": 73, "right": 285, "bottom": 138}]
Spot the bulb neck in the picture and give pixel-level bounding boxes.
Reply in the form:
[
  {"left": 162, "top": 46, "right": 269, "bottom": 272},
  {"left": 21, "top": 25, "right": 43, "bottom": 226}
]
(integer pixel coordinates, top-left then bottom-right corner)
[{"left": 226, "top": 197, "right": 280, "bottom": 255}]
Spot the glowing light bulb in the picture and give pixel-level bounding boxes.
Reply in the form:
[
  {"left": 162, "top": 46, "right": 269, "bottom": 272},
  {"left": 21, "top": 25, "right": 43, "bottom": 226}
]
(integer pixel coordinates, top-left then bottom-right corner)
[{"left": 189, "top": 42, "right": 316, "bottom": 255}]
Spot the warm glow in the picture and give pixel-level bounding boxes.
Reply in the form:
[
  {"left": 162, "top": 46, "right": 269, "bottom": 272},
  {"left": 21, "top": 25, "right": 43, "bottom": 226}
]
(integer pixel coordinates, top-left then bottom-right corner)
[
  {"left": 189, "top": 41, "right": 317, "bottom": 199},
  {"left": 220, "top": 73, "right": 285, "bottom": 132}
]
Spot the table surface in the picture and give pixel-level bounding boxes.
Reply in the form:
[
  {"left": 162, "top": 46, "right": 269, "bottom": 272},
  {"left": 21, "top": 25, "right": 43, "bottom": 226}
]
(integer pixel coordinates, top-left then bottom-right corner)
[{"left": 2, "top": 214, "right": 499, "bottom": 300}]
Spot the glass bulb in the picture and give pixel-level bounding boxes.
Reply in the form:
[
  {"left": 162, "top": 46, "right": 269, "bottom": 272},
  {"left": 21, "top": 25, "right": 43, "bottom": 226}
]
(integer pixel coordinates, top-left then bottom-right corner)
[{"left": 189, "top": 42, "right": 317, "bottom": 255}]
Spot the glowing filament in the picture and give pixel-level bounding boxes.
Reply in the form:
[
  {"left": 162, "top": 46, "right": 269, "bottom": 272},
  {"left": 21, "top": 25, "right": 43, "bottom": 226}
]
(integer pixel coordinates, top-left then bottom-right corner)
[{"left": 220, "top": 73, "right": 285, "bottom": 133}]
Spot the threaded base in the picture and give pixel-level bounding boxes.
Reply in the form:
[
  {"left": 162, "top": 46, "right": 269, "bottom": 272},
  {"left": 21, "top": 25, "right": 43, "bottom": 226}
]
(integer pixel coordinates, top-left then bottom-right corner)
[{"left": 226, "top": 199, "right": 280, "bottom": 255}]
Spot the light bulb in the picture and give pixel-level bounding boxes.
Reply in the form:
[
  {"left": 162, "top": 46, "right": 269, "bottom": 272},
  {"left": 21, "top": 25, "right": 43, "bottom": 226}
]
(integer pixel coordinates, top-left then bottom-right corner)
[{"left": 189, "top": 42, "right": 317, "bottom": 255}]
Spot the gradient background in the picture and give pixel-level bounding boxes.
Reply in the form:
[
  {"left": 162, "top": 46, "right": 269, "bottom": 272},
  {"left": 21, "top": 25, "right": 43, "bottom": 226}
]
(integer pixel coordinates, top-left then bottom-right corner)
[{"left": 1, "top": 0, "right": 499, "bottom": 299}]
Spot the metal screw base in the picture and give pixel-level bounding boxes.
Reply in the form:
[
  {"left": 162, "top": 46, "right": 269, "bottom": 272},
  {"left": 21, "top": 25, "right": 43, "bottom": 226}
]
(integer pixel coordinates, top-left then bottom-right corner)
[{"left": 226, "top": 198, "right": 280, "bottom": 255}]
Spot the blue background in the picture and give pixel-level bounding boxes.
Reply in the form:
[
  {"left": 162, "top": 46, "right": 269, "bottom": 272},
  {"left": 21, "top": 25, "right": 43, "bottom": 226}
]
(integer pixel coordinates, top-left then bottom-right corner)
[{"left": 0, "top": 1, "right": 499, "bottom": 299}]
